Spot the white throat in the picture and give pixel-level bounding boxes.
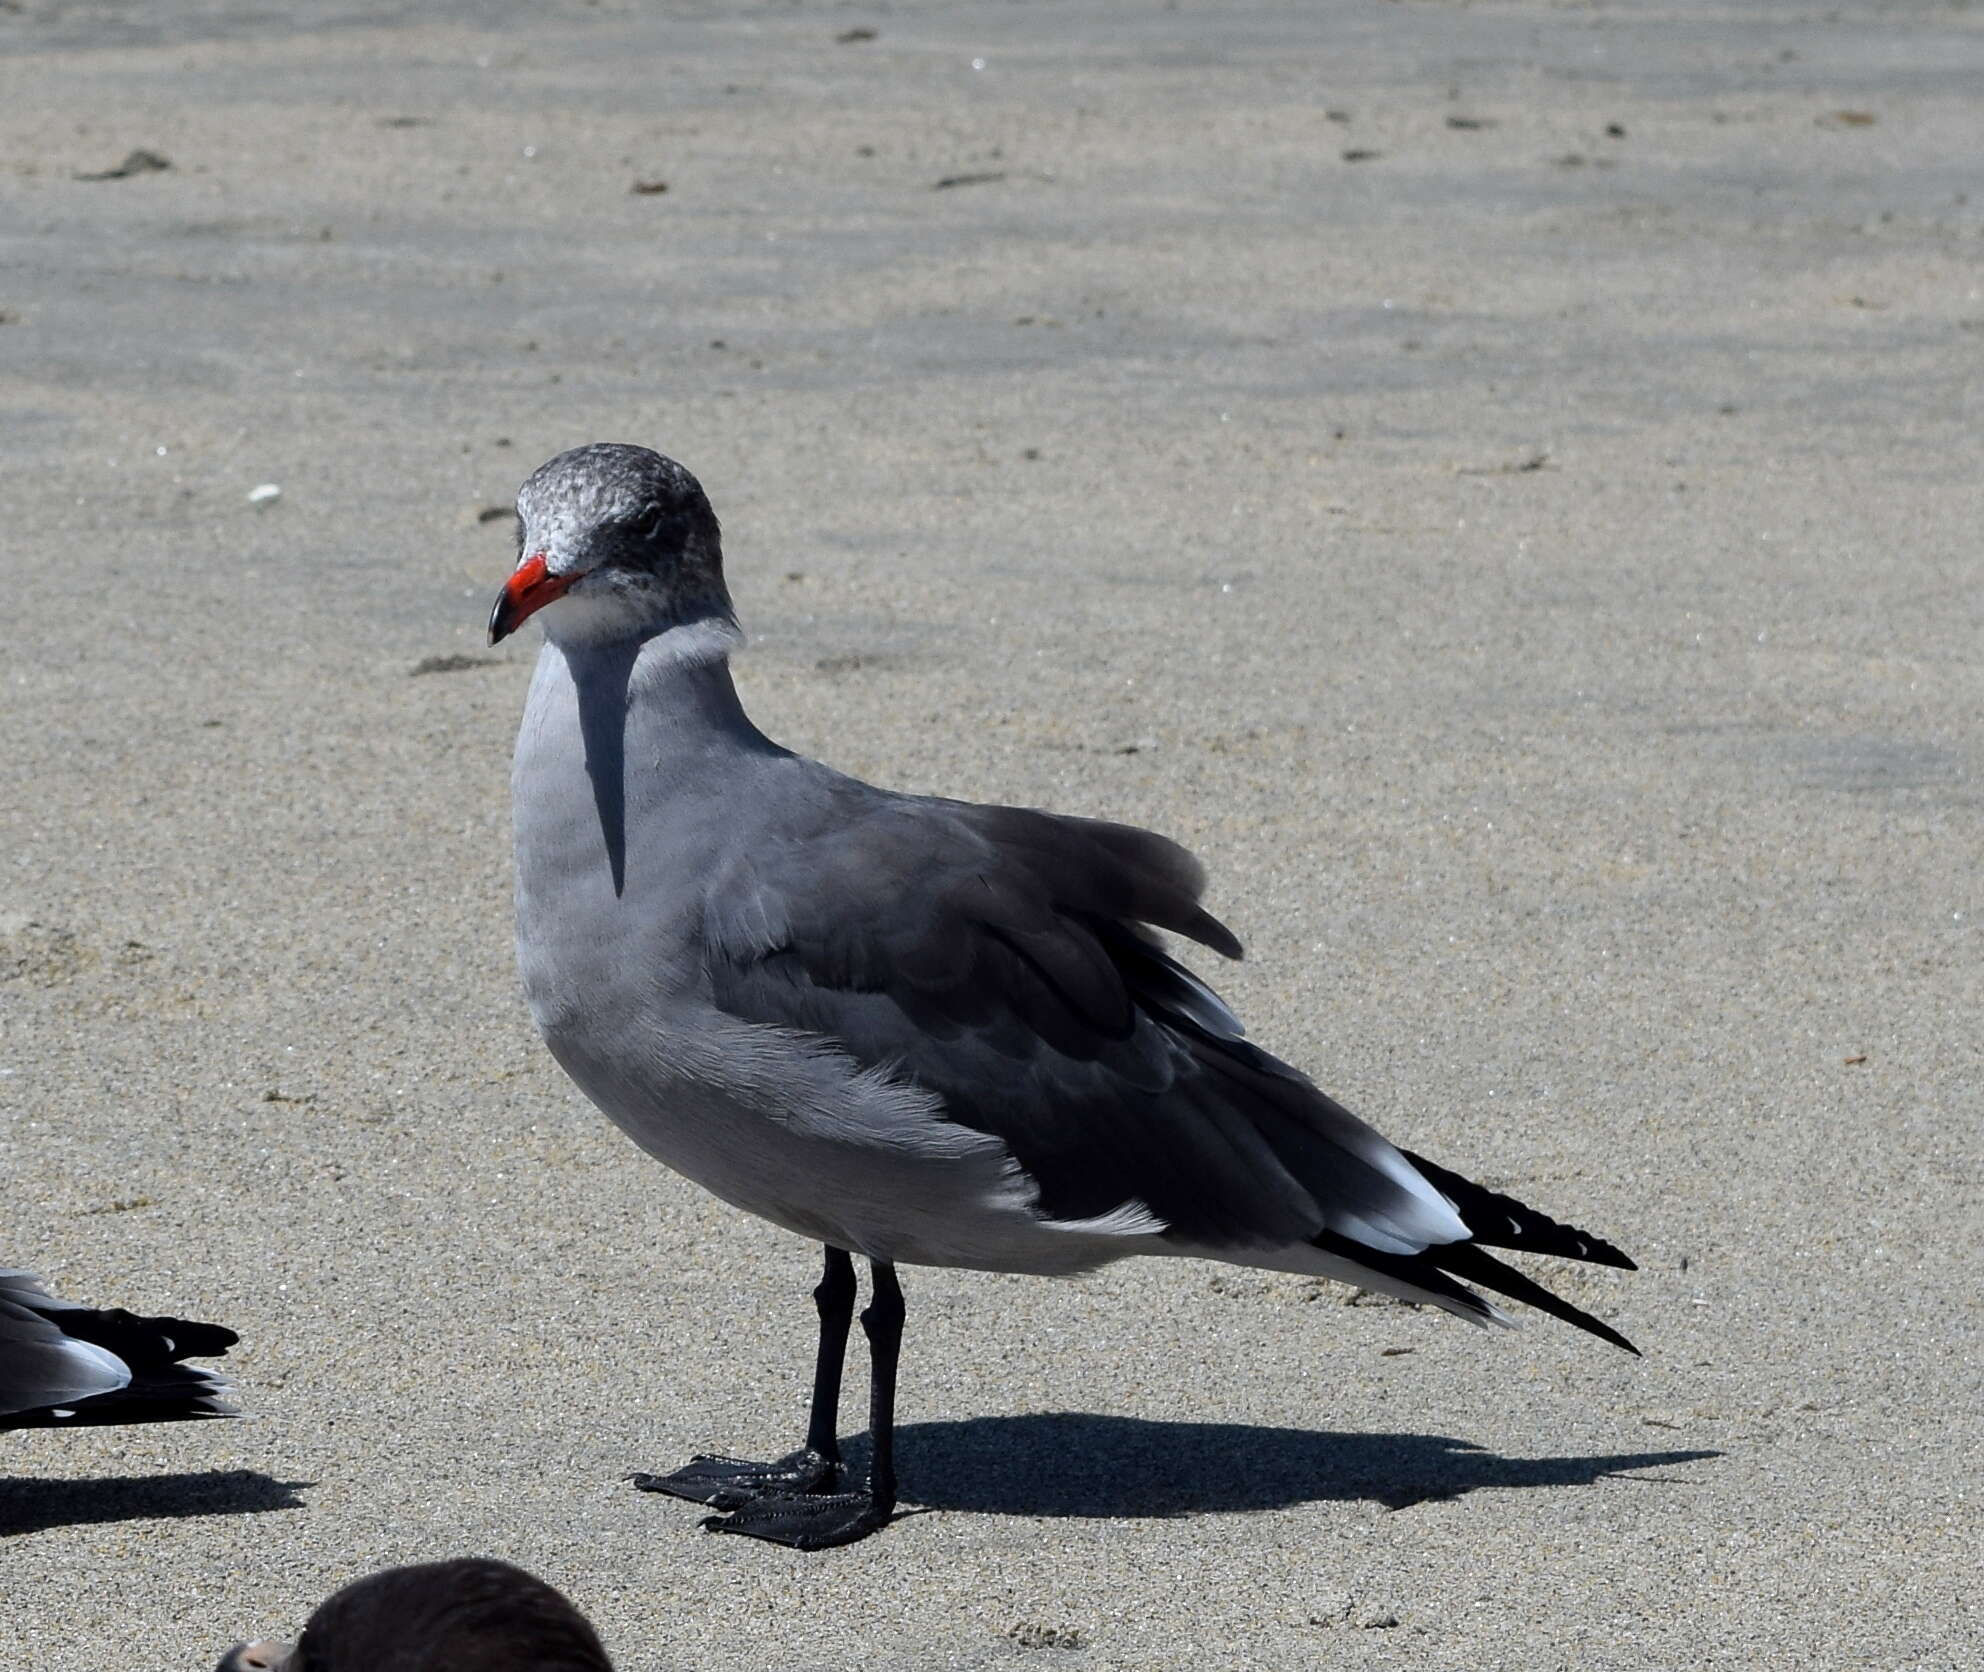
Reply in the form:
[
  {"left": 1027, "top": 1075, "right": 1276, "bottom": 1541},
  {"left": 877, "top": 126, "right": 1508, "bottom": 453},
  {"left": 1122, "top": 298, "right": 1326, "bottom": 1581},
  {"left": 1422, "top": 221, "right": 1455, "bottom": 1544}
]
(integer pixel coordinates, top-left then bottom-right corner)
[{"left": 539, "top": 591, "right": 743, "bottom": 663}]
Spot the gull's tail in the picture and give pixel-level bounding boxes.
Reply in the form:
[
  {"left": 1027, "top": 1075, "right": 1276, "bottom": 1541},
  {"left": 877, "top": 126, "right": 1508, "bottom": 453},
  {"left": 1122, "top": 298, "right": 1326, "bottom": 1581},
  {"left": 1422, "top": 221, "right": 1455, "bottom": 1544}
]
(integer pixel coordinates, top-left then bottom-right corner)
[{"left": 1307, "top": 1155, "right": 1640, "bottom": 1353}]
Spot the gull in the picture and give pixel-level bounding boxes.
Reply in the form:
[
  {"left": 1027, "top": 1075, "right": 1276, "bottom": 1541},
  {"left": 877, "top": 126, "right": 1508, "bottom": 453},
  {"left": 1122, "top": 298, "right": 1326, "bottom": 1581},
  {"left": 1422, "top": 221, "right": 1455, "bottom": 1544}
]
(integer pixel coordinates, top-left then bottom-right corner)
[
  {"left": 213, "top": 1558, "right": 612, "bottom": 1672},
  {"left": 490, "top": 442, "right": 1638, "bottom": 1550},
  {"left": 1, "top": 1267, "right": 236, "bottom": 1429}
]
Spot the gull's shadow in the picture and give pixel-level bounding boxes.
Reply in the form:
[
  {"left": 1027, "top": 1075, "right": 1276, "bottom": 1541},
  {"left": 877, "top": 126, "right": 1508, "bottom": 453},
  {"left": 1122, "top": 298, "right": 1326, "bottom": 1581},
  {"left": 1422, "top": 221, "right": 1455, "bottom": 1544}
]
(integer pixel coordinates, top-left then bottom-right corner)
[
  {"left": 890, "top": 1413, "right": 1717, "bottom": 1517},
  {"left": 0, "top": 1469, "right": 310, "bottom": 1537}
]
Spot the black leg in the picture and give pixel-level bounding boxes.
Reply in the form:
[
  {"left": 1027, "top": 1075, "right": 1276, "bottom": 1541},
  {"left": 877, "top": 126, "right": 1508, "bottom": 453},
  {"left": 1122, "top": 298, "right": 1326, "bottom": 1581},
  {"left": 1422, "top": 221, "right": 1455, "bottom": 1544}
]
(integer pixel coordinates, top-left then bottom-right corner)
[
  {"left": 631, "top": 1246, "right": 855, "bottom": 1509},
  {"left": 803, "top": 1245, "right": 857, "bottom": 1462},
  {"left": 700, "top": 1258, "right": 904, "bottom": 1549},
  {"left": 859, "top": 1259, "right": 904, "bottom": 1521}
]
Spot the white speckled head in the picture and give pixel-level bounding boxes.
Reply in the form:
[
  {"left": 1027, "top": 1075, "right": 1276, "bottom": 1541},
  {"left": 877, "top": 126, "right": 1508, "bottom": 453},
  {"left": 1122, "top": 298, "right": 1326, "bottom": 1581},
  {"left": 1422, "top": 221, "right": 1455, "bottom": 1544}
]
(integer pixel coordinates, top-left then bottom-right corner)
[{"left": 490, "top": 443, "right": 737, "bottom": 652}]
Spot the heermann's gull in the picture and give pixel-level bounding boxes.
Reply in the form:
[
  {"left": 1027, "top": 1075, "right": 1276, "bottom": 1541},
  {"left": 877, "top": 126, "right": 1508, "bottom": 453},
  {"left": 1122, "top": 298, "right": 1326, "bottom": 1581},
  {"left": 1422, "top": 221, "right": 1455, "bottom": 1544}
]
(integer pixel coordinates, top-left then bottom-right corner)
[
  {"left": 0, "top": 1267, "right": 236, "bottom": 1429},
  {"left": 212, "top": 1558, "right": 613, "bottom": 1672},
  {"left": 490, "top": 442, "right": 1639, "bottom": 1550}
]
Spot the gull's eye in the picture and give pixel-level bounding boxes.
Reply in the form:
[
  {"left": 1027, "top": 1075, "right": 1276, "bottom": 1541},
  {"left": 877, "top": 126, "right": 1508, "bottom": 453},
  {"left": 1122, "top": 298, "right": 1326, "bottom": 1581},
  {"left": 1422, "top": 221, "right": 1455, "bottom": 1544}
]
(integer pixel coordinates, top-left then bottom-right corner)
[{"left": 627, "top": 503, "right": 668, "bottom": 542}]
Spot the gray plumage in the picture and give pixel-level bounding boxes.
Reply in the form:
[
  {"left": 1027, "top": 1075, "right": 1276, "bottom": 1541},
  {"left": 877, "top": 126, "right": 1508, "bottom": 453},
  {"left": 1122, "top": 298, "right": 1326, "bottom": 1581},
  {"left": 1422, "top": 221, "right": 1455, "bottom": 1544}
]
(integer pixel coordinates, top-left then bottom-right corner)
[
  {"left": 491, "top": 444, "right": 1639, "bottom": 1548},
  {"left": 495, "top": 442, "right": 1635, "bottom": 1337}
]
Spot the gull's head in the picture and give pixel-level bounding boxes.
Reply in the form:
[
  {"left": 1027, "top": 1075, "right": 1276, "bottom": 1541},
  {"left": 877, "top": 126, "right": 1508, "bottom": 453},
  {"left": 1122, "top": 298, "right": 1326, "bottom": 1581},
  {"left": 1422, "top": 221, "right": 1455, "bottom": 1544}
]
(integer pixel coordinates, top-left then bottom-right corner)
[{"left": 489, "top": 443, "right": 731, "bottom": 648}]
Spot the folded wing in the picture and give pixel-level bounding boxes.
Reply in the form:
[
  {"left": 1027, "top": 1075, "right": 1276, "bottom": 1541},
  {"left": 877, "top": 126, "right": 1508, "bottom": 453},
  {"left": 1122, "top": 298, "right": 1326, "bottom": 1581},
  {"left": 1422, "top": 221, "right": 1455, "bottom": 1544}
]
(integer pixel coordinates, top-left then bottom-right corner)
[{"left": 702, "top": 781, "right": 1469, "bottom": 1259}]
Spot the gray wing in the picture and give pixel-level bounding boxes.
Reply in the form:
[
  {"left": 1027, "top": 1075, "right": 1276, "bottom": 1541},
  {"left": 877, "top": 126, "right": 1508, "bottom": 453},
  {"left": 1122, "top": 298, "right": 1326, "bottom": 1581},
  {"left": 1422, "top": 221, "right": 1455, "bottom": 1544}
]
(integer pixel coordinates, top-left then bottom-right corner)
[{"left": 701, "top": 776, "right": 1466, "bottom": 1257}]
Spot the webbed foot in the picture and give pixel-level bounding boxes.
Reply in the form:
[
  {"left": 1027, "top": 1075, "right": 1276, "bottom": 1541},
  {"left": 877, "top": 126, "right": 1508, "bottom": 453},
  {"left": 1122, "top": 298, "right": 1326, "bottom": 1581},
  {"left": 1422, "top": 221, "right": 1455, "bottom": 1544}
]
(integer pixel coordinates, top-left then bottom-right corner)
[
  {"left": 701, "top": 1485, "right": 892, "bottom": 1549},
  {"left": 630, "top": 1447, "right": 840, "bottom": 1510}
]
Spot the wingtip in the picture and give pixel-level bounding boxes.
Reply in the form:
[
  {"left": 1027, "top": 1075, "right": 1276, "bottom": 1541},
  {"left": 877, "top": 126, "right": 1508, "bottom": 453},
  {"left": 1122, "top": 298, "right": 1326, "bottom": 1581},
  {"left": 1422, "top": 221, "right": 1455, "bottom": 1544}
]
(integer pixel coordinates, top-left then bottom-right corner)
[
  {"left": 1193, "top": 910, "right": 1244, "bottom": 961},
  {"left": 1571, "top": 1239, "right": 1638, "bottom": 1272},
  {"left": 1431, "top": 1242, "right": 1640, "bottom": 1356},
  {"left": 1592, "top": 1319, "right": 1642, "bottom": 1356}
]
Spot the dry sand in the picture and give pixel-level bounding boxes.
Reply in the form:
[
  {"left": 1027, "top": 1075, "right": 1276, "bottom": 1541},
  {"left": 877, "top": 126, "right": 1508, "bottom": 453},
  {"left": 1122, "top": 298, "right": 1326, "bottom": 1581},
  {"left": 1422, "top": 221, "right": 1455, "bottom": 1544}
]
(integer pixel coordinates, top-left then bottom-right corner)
[{"left": 1, "top": 2, "right": 1977, "bottom": 1667}]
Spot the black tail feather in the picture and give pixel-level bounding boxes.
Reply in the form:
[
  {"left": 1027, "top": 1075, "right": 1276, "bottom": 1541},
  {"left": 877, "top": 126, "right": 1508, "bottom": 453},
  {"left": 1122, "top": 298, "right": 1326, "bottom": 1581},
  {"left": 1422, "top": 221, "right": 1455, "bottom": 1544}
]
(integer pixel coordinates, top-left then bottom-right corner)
[
  {"left": 1431, "top": 1242, "right": 1640, "bottom": 1355},
  {"left": 3, "top": 1373, "right": 237, "bottom": 1429},
  {"left": 0, "top": 1290, "right": 239, "bottom": 1431},
  {"left": 57, "top": 1307, "right": 239, "bottom": 1369},
  {"left": 1310, "top": 1231, "right": 1506, "bottom": 1327},
  {"left": 1401, "top": 1150, "right": 1637, "bottom": 1270},
  {"left": 1312, "top": 1229, "right": 1640, "bottom": 1355}
]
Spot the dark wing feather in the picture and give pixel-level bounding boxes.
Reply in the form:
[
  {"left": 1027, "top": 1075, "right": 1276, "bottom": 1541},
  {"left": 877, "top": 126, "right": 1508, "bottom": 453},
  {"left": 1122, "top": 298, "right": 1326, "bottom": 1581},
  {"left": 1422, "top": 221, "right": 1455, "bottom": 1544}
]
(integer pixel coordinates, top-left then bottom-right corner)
[{"left": 974, "top": 806, "right": 1243, "bottom": 960}]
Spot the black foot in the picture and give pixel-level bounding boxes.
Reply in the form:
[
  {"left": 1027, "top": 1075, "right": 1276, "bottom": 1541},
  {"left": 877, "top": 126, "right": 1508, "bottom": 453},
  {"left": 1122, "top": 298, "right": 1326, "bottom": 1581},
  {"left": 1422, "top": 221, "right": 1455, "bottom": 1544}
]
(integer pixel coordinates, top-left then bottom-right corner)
[
  {"left": 630, "top": 1447, "right": 840, "bottom": 1510},
  {"left": 702, "top": 1487, "right": 892, "bottom": 1550}
]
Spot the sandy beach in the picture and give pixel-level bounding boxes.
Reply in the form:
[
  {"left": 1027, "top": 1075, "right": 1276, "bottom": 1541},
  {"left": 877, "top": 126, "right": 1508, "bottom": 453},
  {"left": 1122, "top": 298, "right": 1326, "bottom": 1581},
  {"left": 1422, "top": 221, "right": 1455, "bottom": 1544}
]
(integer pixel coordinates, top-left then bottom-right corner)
[{"left": 2, "top": 2, "right": 1977, "bottom": 1667}]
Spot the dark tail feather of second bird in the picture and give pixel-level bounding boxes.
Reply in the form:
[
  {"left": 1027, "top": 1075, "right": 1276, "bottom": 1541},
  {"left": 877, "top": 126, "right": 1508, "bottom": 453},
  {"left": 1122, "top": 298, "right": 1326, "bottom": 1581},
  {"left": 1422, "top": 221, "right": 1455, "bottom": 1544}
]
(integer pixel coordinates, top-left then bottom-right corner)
[{"left": 0, "top": 1275, "right": 239, "bottom": 1431}]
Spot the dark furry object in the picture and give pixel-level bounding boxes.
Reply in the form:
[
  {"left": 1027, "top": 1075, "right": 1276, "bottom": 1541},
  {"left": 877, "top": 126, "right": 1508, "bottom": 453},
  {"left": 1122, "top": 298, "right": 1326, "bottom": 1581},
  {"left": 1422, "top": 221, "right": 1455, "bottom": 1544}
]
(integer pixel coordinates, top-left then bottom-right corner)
[{"left": 213, "top": 1558, "right": 614, "bottom": 1672}]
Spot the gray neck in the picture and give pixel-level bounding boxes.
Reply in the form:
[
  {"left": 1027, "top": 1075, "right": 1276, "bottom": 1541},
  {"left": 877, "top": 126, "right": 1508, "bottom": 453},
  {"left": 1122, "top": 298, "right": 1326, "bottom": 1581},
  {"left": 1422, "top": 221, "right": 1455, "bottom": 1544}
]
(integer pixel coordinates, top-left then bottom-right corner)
[
  {"left": 535, "top": 619, "right": 780, "bottom": 897},
  {"left": 563, "top": 617, "right": 779, "bottom": 765}
]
